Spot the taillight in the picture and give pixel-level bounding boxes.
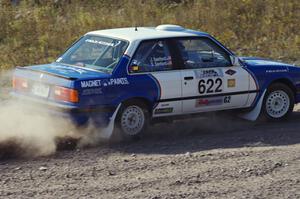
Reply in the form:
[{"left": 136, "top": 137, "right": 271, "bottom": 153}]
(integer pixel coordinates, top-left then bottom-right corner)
[
  {"left": 53, "top": 86, "right": 79, "bottom": 103},
  {"left": 12, "top": 76, "right": 29, "bottom": 91}
]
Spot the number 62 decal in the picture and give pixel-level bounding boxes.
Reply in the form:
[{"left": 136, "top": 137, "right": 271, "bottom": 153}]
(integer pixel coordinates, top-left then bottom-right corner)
[{"left": 198, "top": 78, "right": 223, "bottom": 94}]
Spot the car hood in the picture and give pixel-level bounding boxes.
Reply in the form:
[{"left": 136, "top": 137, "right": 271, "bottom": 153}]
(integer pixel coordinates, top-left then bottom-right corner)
[
  {"left": 26, "top": 62, "right": 110, "bottom": 80},
  {"left": 240, "top": 57, "right": 296, "bottom": 67}
]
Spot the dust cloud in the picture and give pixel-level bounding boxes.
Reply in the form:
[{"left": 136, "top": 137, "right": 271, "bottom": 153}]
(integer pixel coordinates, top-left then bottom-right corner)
[
  {"left": 0, "top": 99, "right": 79, "bottom": 158},
  {"left": 0, "top": 70, "right": 103, "bottom": 159}
]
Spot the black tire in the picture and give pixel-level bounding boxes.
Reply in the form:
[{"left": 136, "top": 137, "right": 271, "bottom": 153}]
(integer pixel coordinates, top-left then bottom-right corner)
[
  {"left": 112, "top": 100, "right": 149, "bottom": 141},
  {"left": 260, "top": 83, "right": 294, "bottom": 121}
]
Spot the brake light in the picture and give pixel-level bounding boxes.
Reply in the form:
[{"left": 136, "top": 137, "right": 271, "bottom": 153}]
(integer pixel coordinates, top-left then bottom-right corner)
[
  {"left": 53, "top": 86, "right": 79, "bottom": 103},
  {"left": 12, "top": 76, "right": 28, "bottom": 91}
]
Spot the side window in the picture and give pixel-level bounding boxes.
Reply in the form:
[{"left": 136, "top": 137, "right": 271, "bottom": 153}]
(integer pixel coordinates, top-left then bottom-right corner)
[
  {"left": 177, "top": 38, "right": 231, "bottom": 69},
  {"left": 129, "top": 40, "right": 173, "bottom": 73}
]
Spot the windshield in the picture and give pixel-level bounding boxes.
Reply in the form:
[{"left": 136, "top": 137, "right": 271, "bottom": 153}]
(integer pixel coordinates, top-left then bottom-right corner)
[{"left": 56, "top": 35, "right": 128, "bottom": 73}]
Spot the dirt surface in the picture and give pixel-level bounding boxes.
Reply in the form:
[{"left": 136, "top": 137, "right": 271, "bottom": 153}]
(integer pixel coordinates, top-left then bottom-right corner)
[{"left": 0, "top": 110, "right": 300, "bottom": 199}]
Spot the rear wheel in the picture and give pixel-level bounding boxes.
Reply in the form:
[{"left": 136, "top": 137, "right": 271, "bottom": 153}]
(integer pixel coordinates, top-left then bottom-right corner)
[
  {"left": 113, "top": 100, "right": 149, "bottom": 141},
  {"left": 261, "top": 83, "right": 294, "bottom": 120}
]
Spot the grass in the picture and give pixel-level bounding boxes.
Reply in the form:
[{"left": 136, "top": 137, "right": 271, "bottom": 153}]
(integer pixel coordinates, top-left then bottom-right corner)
[{"left": 0, "top": 0, "right": 299, "bottom": 69}]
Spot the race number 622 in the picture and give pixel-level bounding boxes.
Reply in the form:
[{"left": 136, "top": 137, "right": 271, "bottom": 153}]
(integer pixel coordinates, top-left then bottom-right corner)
[{"left": 198, "top": 78, "right": 223, "bottom": 94}]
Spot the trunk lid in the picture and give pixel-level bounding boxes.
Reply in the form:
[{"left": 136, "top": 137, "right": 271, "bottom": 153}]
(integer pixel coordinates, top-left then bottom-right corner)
[
  {"left": 26, "top": 63, "right": 110, "bottom": 80},
  {"left": 13, "top": 63, "right": 110, "bottom": 106}
]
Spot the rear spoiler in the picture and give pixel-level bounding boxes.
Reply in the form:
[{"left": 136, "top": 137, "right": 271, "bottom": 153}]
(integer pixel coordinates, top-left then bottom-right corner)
[{"left": 16, "top": 66, "right": 78, "bottom": 80}]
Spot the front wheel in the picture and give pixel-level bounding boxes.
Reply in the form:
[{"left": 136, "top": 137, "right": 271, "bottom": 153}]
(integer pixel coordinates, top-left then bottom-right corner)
[
  {"left": 261, "top": 83, "right": 294, "bottom": 120},
  {"left": 113, "top": 101, "right": 149, "bottom": 141}
]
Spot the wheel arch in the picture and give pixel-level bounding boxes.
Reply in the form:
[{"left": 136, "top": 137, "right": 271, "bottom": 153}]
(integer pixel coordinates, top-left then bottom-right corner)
[
  {"left": 268, "top": 78, "right": 296, "bottom": 99},
  {"left": 121, "top": 97, "right": 153, "bottom": 113}
]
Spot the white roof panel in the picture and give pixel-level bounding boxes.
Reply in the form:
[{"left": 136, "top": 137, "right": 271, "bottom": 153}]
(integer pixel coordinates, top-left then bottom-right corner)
[{"left": 86, "top": 26, "right": 208, "bottom": 42}]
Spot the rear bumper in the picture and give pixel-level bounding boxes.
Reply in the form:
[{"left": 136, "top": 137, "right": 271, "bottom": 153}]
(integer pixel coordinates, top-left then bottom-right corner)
[{"left": 11, "top": 92, "right": 116, "bottom": 127}]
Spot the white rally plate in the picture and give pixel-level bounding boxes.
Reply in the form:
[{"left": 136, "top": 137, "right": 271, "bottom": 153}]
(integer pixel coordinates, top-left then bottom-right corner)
[{"left": 31, "top": 83, "right": 50, "bottom": 98}]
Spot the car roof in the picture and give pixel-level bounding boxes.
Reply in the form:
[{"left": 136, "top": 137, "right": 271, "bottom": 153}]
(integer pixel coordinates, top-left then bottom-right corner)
[{"left": 86, "top": 24, "right": 209, "bottom": 42}]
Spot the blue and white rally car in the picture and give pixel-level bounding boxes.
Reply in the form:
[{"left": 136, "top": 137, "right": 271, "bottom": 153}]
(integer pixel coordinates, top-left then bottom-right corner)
[{"left": 12, "top": 25, "right": 300, "bottom": 139}]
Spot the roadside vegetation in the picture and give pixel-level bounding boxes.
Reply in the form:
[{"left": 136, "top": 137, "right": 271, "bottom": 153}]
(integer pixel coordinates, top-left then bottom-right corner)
[{"left": 0, "top": 0, "right": 299, "bottom": 69}]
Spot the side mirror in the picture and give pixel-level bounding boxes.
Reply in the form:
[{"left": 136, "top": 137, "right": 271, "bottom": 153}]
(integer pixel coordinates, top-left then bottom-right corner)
[{"left": 230, "top": 56, "right": 241, "bottom": 66}]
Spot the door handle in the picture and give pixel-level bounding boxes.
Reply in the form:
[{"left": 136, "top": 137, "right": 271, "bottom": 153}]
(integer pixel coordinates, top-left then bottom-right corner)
[{"left": 184, "top": 76, "right": 194, "bottom": 80}]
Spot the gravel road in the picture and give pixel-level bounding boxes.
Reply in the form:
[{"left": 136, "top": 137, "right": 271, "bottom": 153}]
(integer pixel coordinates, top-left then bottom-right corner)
[{"left": 0, "top": 108, "right": 299, "bottom": 199}]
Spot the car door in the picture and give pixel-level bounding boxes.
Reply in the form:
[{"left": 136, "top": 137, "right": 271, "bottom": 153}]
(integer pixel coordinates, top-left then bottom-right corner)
[
  {"left": 176, "top": 37, "right": 251, "bottom": 113},
  {"left": 128, "top": 39, "right": 183, "bottom": 117}
]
